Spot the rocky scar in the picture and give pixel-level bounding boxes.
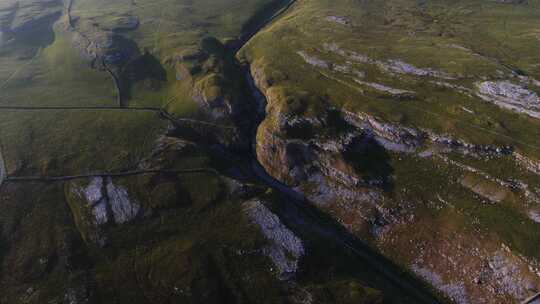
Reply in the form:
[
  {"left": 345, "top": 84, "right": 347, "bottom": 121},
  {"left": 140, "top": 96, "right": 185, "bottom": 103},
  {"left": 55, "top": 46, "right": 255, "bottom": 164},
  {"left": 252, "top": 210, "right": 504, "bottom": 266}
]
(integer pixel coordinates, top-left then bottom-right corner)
[
  {"left": 244, "top": 199, "right": 305, "bottom": 280},
  {"left": 476, "top": 80, "right": 540, "bottom": 119},
  {"left": 68, "top": 177, "right": 141, "bottom": 246}
]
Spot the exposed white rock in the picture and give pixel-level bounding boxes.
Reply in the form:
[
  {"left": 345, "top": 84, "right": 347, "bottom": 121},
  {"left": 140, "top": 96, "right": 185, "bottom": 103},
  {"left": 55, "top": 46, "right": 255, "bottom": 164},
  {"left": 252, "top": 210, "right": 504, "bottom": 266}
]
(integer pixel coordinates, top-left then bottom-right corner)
[
  {"left": 83, "top": 177, "right": 104, "bottom": 205},
  {"left": 244, "top": 200, "right": 304, "bottom": 280},
  {"left": 323, "top": 42, "right": 454, "bottom": 79},
  {"left": 412, "top": 264, "right": 470, "bottom": 304},
  {"left": 297, "top": 48, "right": 368, "bottom": 80},
  {"left": 92, "top": 200, "right": 109, "bottom": 226},
  {"left": 326, "top": 15, "right": 350, "bottom": 26},
  {"left": 379, "top": 59, "right": 454, "bottom": 79},
  {"left": 373, "top": 136, "right": 417, "bottom": 153},
  {"left": 333, "top": 63, "right": 365, "bottom": 78},
  {"left": 81, "top": 177, "right": 109, "bottom": 225},
  {"left": 354, "top": 79, "right": 415, "bottom": 96},
  {"left": 343, "top": 111, "right": 424, "bottom": 153},
  {"left": 461, "top": 106, "right": 475, "bottom": 114},
  {"left": 106, "top": 178, "right": 140, "bottom": 224},
  {"left": 514, "top": 152, "right": 540, "bottom": 175},
  {"left": 486, "top": 251, "right": 536, "bottom": 300},
  {"left": 323, "top": 43, "right": 371, "bottom": 64},
  {"left": 518, "top": 75, "right": 540, "bottom": 89},
  {"left": 297, "top": 51, "right": 329, "bottom": 69},
  {"left": 77, "top": 177, "right": 140, "bottom": 226},
  {"left": 343, "top": 110, "right": 520, "bottom": 162},
  {"left": 476, "top": 81, "right": 540, "bottom": 119},
  {"left": 528, "top": 210, "right": 540, "bottom": 223}
]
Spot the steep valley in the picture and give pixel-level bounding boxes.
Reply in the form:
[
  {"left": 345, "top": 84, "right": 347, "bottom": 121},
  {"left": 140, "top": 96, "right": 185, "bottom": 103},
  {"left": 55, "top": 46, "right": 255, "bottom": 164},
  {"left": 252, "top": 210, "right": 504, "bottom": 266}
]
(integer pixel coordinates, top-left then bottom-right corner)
[{"left": 1, "top": 0, "right": 540, "bottom": 303}]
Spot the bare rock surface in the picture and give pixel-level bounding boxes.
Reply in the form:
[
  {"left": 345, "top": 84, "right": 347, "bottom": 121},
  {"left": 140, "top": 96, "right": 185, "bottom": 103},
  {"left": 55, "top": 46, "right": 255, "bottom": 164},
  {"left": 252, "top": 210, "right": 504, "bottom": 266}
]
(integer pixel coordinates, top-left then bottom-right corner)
[
  {"left": 79, "top": 177, "right": 140, "bottom": 226},
  {"left": 412, "top": 264, "right": 469, "bottom": 304},
  {"left": 325, "top": 15, "right": 350, "bottom": 26},
  {"left": 529, "top": 210, "right": 540, "bottom": 223},
  {"left": 354, "top": 79, "right": 415, "bottom": 97},
  {"left": 323, "top": 42, "right": 454, "bottom": 80},
  {"left": 477, "top": 81, "right": 540, "bottom": 119},
  {"left": 244, "top": 199, "right": 304, "bottom": 280},
  {"left": 485, "top": 250, "right": 539, "bottom": 300},
  {"left": 297, "top": 51, "right": 329, "bottom": 69},
  {"left": 106, "top": 178, "right": 140, "bottom": 224},
  {"left": 82, "top": 177, "right": 109, "bottom": 225}
]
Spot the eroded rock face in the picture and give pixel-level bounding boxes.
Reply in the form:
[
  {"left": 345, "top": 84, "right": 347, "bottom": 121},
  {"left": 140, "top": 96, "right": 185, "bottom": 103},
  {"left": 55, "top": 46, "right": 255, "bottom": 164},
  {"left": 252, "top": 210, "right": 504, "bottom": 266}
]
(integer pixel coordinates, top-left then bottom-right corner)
[
  {"left": 69, "top": 177, "right": 141, "bottom": 245},
  {"left": 297, "top": 51, "right": 329, "bottom": 69},
  {"left": 322, "top": 42, "right": 455, "bottom": 80},
  {"left": 83, "top": 177, "right": 108, "bottom": 225},
  {"left": 192, "top": 80, "right": 234, "bottom": 120},
  {"left": 248, "top": 59, "right": 540, "bottom": 302},
  {"left": 105, "top": 178, "right": 140, "bottom": 224},
  {"left": 244, "top": 199, "right": 304, "bottom": 280},
  {"left": 353, "top": 79, "right": 415, "bottom": 97},
  {"left": 528, "top": 210, "right": 540, "bottom": 223},
  {"left": 476, "top": 81, "right": 540, "bottom": 119}
]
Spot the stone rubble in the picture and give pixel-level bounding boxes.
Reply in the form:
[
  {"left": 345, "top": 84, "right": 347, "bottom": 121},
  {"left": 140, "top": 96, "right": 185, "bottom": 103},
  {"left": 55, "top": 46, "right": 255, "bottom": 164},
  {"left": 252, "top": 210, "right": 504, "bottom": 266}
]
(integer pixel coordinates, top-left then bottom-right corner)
[
  {"left": 412, "top": 264, "right": 470, "bottom": 304},
  {"left": 485, "top": 251, "right": 538, "bottom": 300},
  {"left": 80, "top": 177, "right": 140, "bottom": 226}
]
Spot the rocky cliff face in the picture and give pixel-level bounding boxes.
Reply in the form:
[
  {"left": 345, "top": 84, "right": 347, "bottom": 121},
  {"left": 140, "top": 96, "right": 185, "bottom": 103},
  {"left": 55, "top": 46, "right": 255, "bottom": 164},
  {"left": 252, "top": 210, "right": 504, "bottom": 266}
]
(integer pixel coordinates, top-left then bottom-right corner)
[{"left": 247, "top": 52, "right": 540, "bottom": 302}]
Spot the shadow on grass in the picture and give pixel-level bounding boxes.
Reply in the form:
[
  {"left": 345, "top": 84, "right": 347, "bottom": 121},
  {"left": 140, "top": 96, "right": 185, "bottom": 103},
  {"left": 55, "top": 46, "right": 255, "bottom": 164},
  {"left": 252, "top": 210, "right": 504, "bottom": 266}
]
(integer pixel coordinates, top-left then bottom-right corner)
[
  {"left": 343, "top": 134, "right": 395, "bottom": 192},
  {"left": 119, "top": 51, "right": 167, "bottom": 105}
]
